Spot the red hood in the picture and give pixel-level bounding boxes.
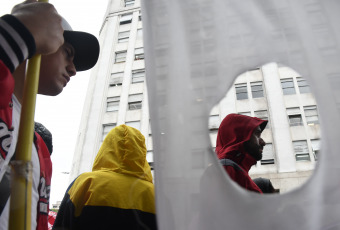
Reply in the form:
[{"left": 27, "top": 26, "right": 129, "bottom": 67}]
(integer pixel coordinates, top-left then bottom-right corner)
[{"left": 216, "top": 114, "right": 267, "bottom": 164}]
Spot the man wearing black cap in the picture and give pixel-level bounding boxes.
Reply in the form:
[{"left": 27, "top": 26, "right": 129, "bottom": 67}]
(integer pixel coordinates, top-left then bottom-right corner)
[{"left": 0, "top": 1, "right": 100, "bottom": 229}]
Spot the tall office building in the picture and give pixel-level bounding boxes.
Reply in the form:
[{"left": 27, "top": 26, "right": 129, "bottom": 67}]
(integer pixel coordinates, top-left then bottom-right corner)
[
  {"left": 70, "top": 0, "right": 320, "bottom": 193},
  {"left": 70, "top": 0, "right": 153, "bottom": 178}
]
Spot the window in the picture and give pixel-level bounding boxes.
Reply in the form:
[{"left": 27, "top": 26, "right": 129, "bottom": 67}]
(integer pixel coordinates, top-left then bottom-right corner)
[
  {"left": 149, "top": 162, "right": 154, "bottom": 170},
  {"left": 102, "top": 123, "right": 116, "bottom": 140},
  {"left": 125, "top": 121, "right": 141, "bottom": 130},
  {"left": 297, "top": 77, "right": 311, "bottom": 94},
  {"left": 209, "top": 115, "right": 220, "bottom": 130},
  {"left": 149, "top": 120, "right": 152, "bottom": 134},
  {"left": 128, "top": 93, "right": 143, "bottom": 110},
  {"left": 134, "top": 48, "right": 144, "bottom": 60},
  {"left": 281, "top": 78, "right": 296, "bottom": 95},
  {"left": 138, "top": 11, "right": 142, "bottom": 21},
  {"left": 128, "top": 102, "right": 142, "bottom": 110},
  {"left": 251, "top": 81, "right": 264, "bottom": 98},
  {"left": 115, "top": 51, "right": 127, "bottom": 63},
  {"left": 304, "top": 105, "right": 319, "bottom": 125},
  {"left": 117, "top": 31, "right": 130, "bottom": 43},
  {"left": 287, "top": 107, "right": 303, "bottom": 126},
  {"left": 238, "top": 112, "right": 251, "bottom": 116},
  {"left": 235, "top": 83, "right": 248, "bottom": 100},
  {"left": 147, "top": 151, "right": 154, "bottom": 170},
  {"left": 109, "top": 72, "right": 123, "bottom": 86},
  {"left": 254, "top": 110, "right": 270, "bottom": 129},
  {"left": 311, "top": 139, "right": 320, "bottom": 160},
  {"left": 107, "top": 96, "right": 120, "bottom": 112},
  {"left": 137, "top": 29, "right": 143, "bottom": 40},
  {"left": 293, "top": 140, "right": 310, "bottom": 161},
  {"left": 147, "top": 134, "right": 153, "bottom": 153},
  {"left": 120, "top": 13, "right": 133, "bottom": 25},
  {"left": 147, "top": 151, "right": 153, "bottom": 164},
  {"left": 132, "top": 69, "right": 145, "bottom": 83},
  {"left": 209, "top": 130, "right": 218, "bottom": 148},
  {"left": 124, "top": 0, "right": 134, "bottom": 7},
  {"left": 289, "top": 115, "right": 303, "bottom": 126},
  {"left": 261, "top": 143, "right": 275, "bottom": 165}
]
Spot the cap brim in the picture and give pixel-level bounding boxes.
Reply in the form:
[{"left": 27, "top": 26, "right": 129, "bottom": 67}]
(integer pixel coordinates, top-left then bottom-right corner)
[{"left": 64, "top": 31, "right": 100, "bottom": 72}]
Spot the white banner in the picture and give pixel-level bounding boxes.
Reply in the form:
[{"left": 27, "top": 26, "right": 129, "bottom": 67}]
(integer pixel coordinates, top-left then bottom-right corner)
[{"left": 142, "top": 1, "right": 340, "bottom": 229}]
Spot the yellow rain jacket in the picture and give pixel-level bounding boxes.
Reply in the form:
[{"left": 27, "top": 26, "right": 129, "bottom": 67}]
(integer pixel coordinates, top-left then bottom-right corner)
[{"left": 53, "top": 125, "right": 157, "bottom": 230}]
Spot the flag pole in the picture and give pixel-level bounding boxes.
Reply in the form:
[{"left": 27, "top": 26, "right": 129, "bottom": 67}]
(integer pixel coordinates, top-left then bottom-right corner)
[{"left": 8, "top": 1, "right": 49, "bottom": 229}]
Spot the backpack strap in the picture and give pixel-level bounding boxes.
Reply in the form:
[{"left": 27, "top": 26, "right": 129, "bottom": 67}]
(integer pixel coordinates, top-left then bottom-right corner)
[{"left": 219, "top": 159, "right": 243, "bottom": 171}]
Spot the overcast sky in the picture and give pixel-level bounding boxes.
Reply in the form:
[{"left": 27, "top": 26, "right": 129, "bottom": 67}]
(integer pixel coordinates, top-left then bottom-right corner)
[{"left": 1, "top": 0, "right": 109, "bottom": 207}]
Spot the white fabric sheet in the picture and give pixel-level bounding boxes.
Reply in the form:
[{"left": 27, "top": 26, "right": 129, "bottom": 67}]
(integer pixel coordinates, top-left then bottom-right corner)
[{"left": 141, "top": 0, "right": 340, "bottom": 229}]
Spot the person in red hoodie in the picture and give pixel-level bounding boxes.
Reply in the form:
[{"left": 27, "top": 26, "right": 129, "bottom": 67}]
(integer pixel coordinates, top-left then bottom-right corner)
[{"left": 215, "top": 113, "right": 267, "bottom": 193}]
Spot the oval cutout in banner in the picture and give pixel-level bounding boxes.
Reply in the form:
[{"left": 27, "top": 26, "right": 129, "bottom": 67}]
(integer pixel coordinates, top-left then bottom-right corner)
[{"left": 209, "top": 63, "right": 321, "bottom": 194}]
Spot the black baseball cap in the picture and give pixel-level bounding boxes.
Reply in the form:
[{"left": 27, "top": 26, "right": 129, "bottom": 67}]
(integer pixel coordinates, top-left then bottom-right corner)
[{"left": 62, "top": 18, "right": 100, "bottom": 72}]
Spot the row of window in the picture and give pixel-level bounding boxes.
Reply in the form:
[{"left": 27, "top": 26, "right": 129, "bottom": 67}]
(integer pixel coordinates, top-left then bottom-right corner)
[
  {"left": 235, "top": 77, "right": 311, "bottom": 100},
  {"left": 235, "top": 81, "right": 264, "bottom": 100},
  {"left": 240, "top": 110, "right": 270, "bottom": 128},
  {"left": 102, "top": 121, "right": 140, "bottom": 140},
  {"left": 209, "top": 108, "right": 319, "bottom": 165},
  {"left": 109, "top": 69, "right": 145, "bottom": 87},
  {"left": 209, "top": 110, "right": 270, "bottom": 131},
  {"left": 107, "top": 93, "right": 143, "bottom": 112},
  {"left": 236, "top": 138, "right": 319, "bottom": 166},
  {"left": 210, "top": 104, "right": 318, "bottom": 132},
  {"left": 119, "top": 11, "right": 141, "bottom": 25},
  {"left": 281, "top": 77, "right": 310, "bottom": 95},
  {"left": 260, "top": 138, "right": 320, "bottom": 165},
  {"left": 293, "top": 139, "right": 320, "bottom": 161},
  {"left": 287, "top": 106, "right": 319, "bottom": 126},
  {"left": 115, "top": 48, "right": 144, "bottom": 63},
  {"left": 118, "top": 29, "right": 143, "bottom": 43}
]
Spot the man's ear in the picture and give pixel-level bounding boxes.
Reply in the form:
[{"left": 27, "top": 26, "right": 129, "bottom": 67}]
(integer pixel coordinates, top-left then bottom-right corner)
[{"left": 243, "top": 140, "right": 249, "bottom": 151}]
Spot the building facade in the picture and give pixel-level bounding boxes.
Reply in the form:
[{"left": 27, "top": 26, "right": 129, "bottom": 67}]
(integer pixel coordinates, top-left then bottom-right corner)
[
  {"left": 70, "top": 0, "right": 153, "bottom": 179},
  {"left": 70, "top": 0, "right": 320, "bottom": 193},
  {"left": 209, "top": 63, "right": 320, "bottom": 193}
]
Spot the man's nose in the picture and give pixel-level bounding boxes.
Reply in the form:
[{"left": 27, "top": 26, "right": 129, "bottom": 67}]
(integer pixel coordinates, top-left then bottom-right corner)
[
  {"left": 260, "top": 138, "right": 266, "bottom": 146},
  {"left": 67, "top": 61, "right": 76, "bottom": 77}
]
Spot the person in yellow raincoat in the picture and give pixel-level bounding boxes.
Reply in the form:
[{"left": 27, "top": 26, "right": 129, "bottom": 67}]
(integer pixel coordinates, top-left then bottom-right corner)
[{"left": 53, "top": 125, "right": 157, "bottom": 230}]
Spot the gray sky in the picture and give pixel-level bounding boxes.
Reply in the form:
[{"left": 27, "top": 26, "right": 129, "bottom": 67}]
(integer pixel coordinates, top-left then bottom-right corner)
[{"left": 1, "top": 0, "right": 109, "bottom": 207}]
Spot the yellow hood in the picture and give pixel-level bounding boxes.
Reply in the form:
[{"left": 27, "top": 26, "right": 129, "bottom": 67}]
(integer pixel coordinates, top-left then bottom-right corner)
[{"left": 92, "top": 124, "right": 153, "bottom": 183}]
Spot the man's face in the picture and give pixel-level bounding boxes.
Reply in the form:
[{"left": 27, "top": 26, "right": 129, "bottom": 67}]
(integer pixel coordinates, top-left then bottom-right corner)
[
  {"left": 244, "top": 126, "right": 266, "bottom": 161},
  {"left": 38, "top": 42, "right": 76, "bottom": 96}
]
